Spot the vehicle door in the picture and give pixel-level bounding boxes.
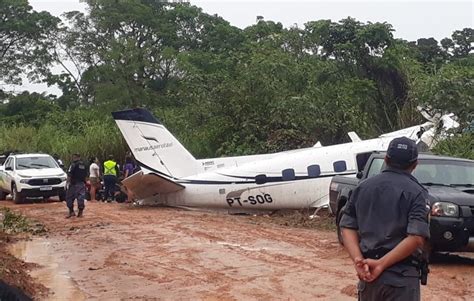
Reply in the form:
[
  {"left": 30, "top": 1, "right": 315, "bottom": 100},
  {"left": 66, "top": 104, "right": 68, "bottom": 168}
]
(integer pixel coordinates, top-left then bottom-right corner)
[{"left": 2, "top": 157, "right": 14, "bottom": 190}]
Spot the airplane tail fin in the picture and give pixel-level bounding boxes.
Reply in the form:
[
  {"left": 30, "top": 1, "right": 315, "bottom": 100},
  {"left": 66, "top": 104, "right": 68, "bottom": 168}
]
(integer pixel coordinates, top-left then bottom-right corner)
[
  {"left": 112, "top": 108, "right": 202, "bottom": 178},
  {"left": 348, "top": 131, "right": 362, "bottom": 142}
]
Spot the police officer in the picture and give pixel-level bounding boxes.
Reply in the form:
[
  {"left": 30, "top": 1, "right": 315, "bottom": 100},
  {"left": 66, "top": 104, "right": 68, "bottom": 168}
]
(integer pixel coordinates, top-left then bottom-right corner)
[
  {"left": 340, "top": 137, "right": 430, "bottom": 301},
  {"left": 103, "top": 155, "right": 119, "bottom": 201},
  {"left": 66, "top": 153, "right": 87, "bottom": 218}
]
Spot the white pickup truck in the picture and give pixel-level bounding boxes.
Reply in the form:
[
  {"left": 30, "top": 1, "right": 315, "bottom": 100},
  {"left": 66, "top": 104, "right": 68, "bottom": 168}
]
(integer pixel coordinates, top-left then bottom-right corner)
[{"left": 0, "top": 153, "right": 67, "bottom": 203}]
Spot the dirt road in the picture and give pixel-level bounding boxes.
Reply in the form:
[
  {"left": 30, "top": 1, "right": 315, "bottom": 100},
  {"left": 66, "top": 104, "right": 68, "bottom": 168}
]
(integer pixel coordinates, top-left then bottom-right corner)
[{"left": 2, "top": 201, "right": 474, "bottom": 300}]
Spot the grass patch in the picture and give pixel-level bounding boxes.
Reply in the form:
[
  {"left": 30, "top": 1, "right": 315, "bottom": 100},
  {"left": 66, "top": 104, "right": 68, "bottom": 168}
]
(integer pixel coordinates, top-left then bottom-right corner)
[{"left": 0, "top": 208, "right": 47, "bottom": 235}]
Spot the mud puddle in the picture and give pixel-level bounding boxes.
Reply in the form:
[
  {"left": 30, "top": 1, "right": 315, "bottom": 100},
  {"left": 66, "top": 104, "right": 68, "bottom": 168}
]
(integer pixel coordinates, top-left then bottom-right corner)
[{"left": 8, "top": 238, "right": 86, "bottom": 301}]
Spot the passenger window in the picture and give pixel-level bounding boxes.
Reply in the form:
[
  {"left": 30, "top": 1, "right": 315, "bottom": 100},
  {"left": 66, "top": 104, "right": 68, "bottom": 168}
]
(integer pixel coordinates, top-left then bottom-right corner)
[
  {"left": 333, "top": 160, "right": 347, "bottom": 172},
  {"left": 282, "top": 169, "right": 295, "bottom": 181},
  {"left": 367, "top": 158, "right": 385, "bottom": 178},
  {"left": 255, "top": 174, "right": 267, "bottom": 185},
  {"left": 307, "top": 165, "right": 321, "bottom": 178}
]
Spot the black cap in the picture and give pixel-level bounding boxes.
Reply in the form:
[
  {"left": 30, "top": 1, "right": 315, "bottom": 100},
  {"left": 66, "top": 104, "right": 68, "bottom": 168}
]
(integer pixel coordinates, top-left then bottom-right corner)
[{"left": 386, "top": 137, "right": 418, "bottom": 165}]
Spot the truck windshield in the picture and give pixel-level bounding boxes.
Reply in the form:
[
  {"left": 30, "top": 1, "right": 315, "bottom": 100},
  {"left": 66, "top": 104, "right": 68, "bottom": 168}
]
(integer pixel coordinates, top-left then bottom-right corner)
[
  {"left": 413, "top": 159, "right": 474, "bottom": 186},
  {"left": 16, "top": 156, "right": 59, "bottom": 170}
]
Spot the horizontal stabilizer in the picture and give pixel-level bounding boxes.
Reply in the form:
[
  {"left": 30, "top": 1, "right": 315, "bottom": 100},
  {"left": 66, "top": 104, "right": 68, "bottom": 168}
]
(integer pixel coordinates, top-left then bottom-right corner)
[
  {"left": 122, "top": 171, "right": 184, "bottom": 199},
  {"left": 348, "top": 131, "right": 362, "bottom": 142}
]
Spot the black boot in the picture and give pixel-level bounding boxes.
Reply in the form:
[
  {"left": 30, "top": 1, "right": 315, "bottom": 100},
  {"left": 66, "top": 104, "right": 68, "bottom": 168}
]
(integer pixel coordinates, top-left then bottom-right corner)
[
  {"left": 66, "top": 210, "right": 75, "bottom": 218},
  {"left": 77, "top": 209, "right": 84, "bottom": 218}
]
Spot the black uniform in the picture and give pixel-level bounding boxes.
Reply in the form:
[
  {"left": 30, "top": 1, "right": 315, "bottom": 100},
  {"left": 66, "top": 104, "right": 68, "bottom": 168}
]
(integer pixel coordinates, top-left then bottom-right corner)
[
  {"left": 340, "top": 166, "right": 430, "bottom": 300},
  {"left": 66, "top": 159, "right": 87, "bottom": 213}
]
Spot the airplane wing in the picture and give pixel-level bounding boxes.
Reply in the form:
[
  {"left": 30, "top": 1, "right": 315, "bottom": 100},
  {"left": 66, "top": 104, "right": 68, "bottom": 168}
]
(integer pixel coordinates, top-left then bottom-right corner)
[{"left": 122, "top": 171, "right": 185, "bottom": 199}]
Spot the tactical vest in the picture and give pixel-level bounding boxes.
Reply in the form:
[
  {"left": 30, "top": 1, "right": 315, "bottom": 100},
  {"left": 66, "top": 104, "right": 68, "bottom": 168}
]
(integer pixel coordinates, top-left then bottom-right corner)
[{"left": 70, "top": 160, "right": 87, "bottom": 184}]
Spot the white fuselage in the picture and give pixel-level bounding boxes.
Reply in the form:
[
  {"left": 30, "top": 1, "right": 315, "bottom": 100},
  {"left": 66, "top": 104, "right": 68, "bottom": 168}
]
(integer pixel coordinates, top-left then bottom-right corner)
[
  {"left": 113, "top": 108, "right": 458, "bottom": 211},
  {"left": 141, "top": 136, "right": 393, "bottom": 209}
]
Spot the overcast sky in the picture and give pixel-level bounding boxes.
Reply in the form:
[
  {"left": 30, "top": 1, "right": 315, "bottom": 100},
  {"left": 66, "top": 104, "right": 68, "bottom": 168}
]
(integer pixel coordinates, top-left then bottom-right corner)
[
  {"left": 15, "top": 0, "right": 474, "bottom": 94},
  {"left": 30, "top": 0, "right": 473, "bottom": 41}
]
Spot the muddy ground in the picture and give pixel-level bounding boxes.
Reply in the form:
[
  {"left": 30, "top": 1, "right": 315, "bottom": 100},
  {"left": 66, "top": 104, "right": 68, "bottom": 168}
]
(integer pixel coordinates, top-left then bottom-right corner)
[
  {"left": 0, "top": 231, "right": 48, "bottom": 299},
  {"left": 1, "top": 200, "right": 473, "bottom": 300}
]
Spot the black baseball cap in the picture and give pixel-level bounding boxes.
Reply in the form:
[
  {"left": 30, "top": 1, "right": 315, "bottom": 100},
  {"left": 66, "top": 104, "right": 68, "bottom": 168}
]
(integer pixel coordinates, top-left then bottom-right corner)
[{"left": 386, "top": 137, "right": 418, "bottom": 165}]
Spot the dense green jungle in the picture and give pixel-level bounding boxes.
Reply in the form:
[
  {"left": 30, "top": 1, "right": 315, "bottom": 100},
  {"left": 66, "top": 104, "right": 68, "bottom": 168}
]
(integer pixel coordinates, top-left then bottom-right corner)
[{"left": 1, "top": 0, "right": 473, "bottom": 163}]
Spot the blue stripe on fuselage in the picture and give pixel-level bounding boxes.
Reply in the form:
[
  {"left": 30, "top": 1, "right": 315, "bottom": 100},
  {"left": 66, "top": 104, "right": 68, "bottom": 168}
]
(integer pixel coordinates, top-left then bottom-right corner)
[
  {"left": 177, "top": 172, "right": 356, "bottom": 185},
  {"left": 135, "top": 159, "right": 356, "bottom": 185}
]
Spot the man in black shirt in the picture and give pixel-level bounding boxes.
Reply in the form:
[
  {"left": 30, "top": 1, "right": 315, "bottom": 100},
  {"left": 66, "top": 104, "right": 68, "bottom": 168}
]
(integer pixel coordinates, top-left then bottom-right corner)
[
  {"left": 66, "top": 153, "right": 87, "bottom": 218},
  {"left": 340, "top": 137, "right": 430, "bottom": 301}
]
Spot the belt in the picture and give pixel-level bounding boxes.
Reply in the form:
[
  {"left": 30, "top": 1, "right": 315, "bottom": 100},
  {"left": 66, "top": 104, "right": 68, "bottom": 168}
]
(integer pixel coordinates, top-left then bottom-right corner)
[{"left": 362, "top": 248, "right": 420, "bottom": 268}]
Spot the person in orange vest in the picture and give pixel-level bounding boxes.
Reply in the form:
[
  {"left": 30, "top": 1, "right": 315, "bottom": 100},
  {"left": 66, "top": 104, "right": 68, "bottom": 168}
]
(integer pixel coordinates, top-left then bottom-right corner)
[{"left": 103, "top": 155, "right": 119, "bottom": 202}]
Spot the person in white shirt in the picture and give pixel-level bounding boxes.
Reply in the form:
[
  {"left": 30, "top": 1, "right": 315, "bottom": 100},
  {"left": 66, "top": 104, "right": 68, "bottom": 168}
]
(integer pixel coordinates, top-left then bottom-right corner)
[{"left": 89, "top": 157, "right": 101, "bottom": 201}]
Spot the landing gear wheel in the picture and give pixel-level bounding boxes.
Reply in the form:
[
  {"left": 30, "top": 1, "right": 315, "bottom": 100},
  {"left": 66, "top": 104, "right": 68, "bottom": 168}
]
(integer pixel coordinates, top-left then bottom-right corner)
[
  {"left": 12, "top": 184, "right": 24, "bottom": 204},
  {"left": 0, "top": 190, "right": 5, "bottom": 201}
]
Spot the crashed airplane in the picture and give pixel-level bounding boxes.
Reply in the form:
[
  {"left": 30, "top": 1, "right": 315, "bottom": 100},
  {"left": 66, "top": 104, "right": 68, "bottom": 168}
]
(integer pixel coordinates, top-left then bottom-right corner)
[{"left": 112, "top": 108, "right": 458, "bottom": 210}]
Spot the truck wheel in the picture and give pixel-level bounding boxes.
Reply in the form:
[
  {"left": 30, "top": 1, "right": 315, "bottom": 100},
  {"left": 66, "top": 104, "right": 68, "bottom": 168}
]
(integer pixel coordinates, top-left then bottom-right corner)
[
  {"left": 336, "top": 209, "right": 344, "bottom": 245},
  {"left": 12, "top": 184, "right": 24, "bottom": 204}
]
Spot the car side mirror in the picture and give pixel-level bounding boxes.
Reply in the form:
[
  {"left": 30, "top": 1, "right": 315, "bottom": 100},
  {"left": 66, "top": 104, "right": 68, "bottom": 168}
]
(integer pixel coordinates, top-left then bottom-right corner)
[{"left": 356, "top": 171, "right": 363, "bottom": 179}]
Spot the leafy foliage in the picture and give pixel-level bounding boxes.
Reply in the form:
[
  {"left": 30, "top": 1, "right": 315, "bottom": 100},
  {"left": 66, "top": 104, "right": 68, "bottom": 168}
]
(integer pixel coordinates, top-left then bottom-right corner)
[
  {"left": 433, "top": 133, "right": 474, "bottom": 160},
  {"left": 0, "top": 0, "right": 59, "bottom": 85},
  {"left": 0, "top": 92, "right": 59, "bottom": 126},
  {"left": 0, "top": 0, "right": 472, "bottom": 161},
  {"left": 0, "top": 108, "right": 128, "bottom": 164}
]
